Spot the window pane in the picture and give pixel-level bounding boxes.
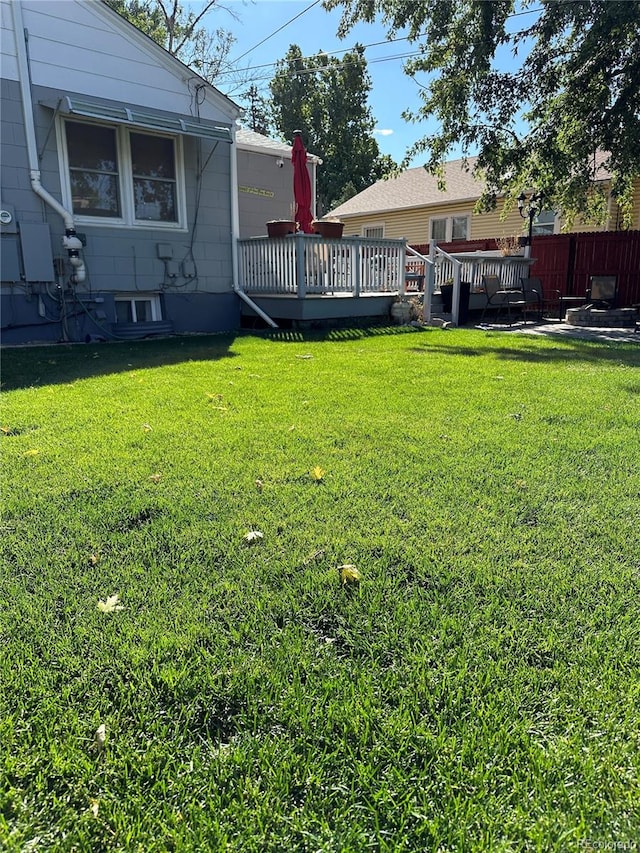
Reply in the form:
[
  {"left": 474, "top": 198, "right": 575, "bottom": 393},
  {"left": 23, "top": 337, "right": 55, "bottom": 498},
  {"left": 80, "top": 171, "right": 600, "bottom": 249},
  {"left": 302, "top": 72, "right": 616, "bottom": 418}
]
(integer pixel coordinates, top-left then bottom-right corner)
[
  {"left": 115, "top": 300, "right": 133, "bottom": 323},
  {"left": 130, "top": 133, "right": 176, "bottom": 179},
  {"left": 451, "top": 216, "right": 468, "bottom": 240},
  {"left": 430, "top": 219, "right": 447, "bottom": 241},
  {"left": 364, "top": 226, "right": 384, "bottom": 238},
  {"left": 134, "top": 299, "right": 153, "bottom": 322},
  {"left": 133, "top": 179, "right": 177, "bottom": 221},
  {"left": 532, "top": 210, "right": 555, "bottom": 235},
  {"left": 66, "top": 121, "right": 121, "bottom": 217},
  {"left": 66, "top": 122, "right": 117, "bottom": 171},
  {"left": 130, "top": 133, "right": 177, "bottom": 221}
]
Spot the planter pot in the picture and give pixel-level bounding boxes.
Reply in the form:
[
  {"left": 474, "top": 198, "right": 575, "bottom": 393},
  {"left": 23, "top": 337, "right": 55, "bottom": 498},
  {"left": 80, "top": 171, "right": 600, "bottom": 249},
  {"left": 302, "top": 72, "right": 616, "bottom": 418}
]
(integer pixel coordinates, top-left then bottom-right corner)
[
  {"left": 312, "top": 220, "right": 344, "bottom": 239},
  {"left": 390, "top": 300, "right": 412, "bottom": 324},
  {"left": 267, "top": 220, "right": 296, "bottom": 238}
]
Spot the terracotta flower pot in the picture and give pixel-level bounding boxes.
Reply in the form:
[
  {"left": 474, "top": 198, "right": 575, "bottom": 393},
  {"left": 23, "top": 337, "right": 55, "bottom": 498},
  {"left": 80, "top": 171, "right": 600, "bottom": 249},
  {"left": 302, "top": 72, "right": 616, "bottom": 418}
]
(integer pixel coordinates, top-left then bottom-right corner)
[
  {"left": 312, "top": 220, "right": 344, "bottom": 239},
  {"left": 267, "top": 220, "right": 296, "bottom": 238}
]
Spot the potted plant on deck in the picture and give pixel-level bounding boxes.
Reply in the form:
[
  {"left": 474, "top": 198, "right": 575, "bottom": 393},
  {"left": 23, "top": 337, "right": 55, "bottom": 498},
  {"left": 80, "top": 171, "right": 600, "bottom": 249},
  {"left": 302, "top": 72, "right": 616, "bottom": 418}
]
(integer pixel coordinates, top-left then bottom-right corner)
[
  {"left": 266, "top": 219, "right": 297, "bottom": 237},
  {"left": 311, "top": 216, "right": 344, "bottom": 238}
]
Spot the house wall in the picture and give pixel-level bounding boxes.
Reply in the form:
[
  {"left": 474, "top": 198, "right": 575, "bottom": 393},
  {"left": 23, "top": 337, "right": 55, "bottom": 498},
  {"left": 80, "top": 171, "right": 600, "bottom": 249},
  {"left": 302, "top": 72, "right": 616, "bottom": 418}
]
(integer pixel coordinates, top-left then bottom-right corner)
[
  {"left": 340, "top": 200, "right": 526, "bottom": 244},
  {"left": 0, "top": 0, "right": 240, "bottom": 344},
  {"left": 339, "top": 179, "right": 640, "bottom": 244},
  {"left": 237, "top": 149, "right": 305, "bottom": 239}
]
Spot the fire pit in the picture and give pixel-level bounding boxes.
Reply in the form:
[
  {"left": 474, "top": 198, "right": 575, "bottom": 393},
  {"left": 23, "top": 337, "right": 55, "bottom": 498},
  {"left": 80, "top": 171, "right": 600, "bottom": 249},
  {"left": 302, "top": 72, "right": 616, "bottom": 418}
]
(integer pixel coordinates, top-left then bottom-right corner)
[{"left": 565, "top": 306, "right": 637, "bottom": 328}]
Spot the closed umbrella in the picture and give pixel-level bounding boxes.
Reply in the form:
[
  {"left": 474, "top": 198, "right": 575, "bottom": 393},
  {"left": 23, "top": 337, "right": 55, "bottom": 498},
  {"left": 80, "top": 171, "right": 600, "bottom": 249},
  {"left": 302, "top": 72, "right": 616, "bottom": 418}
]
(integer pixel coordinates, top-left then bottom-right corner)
[{"left": 291, "top": 130, "right": 313, "bottom": 234}]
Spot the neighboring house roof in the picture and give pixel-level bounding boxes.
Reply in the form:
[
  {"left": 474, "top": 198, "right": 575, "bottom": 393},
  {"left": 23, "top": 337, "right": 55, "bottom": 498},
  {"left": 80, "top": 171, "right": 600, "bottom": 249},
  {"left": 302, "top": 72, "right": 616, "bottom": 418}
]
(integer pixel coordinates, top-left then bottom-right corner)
[
  {"left": 236, "top": 128, "right": 323, "bottom": 164},
  {"left": 330, "top": 157, "right": 483, "bottom": 219},
  {"left": 330, "top": 151, "right": 615, "bottom": 219}
]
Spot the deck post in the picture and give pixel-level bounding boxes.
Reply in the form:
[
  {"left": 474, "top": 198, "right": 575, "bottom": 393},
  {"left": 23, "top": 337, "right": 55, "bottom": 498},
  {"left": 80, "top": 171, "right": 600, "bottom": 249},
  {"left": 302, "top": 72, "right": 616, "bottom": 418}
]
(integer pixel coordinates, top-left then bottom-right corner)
[
  {"left": 353, "top": 242, "right": 361, "bottom": 297},
  {"left": 296, "top": 234, "right": 306, "bottom": 299}
]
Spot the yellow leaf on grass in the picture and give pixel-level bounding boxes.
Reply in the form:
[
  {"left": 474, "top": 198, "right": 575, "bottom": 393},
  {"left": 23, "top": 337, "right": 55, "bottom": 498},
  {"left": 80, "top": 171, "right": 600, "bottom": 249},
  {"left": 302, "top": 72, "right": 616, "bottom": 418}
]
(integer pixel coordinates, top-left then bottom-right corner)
[
  {"left": 149, "top": 473, "right": 162, "bottom": 483},
  {"left": 23, "top": 449, "right": 39, "bottom": 457},
  {"left": 311, "top": 466, "right": 325, "bottom": 482},
  {"left": 89, "top": 553, "right": 100, "bottom": 566},
  {"left": 339, "top": 564, "right": 361, "bottom": 585},
  {"left": 97, "top": 594, "right": 124, "bottom": 613},
  {"left": 255, "top": 479, "right": 263, "bottom": 492},
  {"left": 1, "top": 426, "right": 11, "bottom": 434},
  {"left": 142, "top": 423, "right": 153, "bottom": 432},
  {"left": 89, "top": 799, "right": 100, "bottom": 818}
]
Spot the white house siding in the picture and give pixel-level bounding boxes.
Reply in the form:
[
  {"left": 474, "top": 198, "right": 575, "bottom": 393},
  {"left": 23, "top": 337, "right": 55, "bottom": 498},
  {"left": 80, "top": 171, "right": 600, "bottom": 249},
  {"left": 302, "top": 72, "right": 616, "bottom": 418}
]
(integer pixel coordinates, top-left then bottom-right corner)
[{"left": 1, "top": 0, "right": 240, "bottom": 344}]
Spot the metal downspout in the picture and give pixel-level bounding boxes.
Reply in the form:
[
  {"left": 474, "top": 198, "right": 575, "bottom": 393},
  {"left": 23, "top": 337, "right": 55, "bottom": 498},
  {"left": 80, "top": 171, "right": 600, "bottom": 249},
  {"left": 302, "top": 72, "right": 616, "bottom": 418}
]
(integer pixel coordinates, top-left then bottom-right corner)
[
  {"left": 12, "top": 0, "right": 74, "bottom": 231},
  {"left": 229, "top": 125, "right": 278, "bottom": 329}
]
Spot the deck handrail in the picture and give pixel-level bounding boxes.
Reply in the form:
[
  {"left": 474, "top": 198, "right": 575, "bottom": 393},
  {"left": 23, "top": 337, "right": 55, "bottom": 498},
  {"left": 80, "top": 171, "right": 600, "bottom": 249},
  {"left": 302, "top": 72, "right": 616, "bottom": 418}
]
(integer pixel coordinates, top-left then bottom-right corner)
[{"left": 237, "top": 234, "right": 407, "bottom": 298}]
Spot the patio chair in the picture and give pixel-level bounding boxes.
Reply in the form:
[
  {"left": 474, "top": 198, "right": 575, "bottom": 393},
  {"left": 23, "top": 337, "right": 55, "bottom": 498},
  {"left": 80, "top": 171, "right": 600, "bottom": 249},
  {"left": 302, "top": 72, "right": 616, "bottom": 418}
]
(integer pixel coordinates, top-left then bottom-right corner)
[
  {"left": 480, "top": 274, "right": 526, "bottom": 325},
  {"left": 587, "top": 275, "right": 617, "bottom": 308},
  {"left": 520, "top": 277, "right": 565, "bottom": 321}
]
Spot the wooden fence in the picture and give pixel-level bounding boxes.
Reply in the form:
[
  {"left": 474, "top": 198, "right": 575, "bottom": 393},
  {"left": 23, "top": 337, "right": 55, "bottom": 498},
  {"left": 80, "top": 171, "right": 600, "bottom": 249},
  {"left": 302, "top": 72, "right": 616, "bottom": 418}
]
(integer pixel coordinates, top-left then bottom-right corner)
[{"left": 412, "top": 230, "right": 640, "bottom": 308}]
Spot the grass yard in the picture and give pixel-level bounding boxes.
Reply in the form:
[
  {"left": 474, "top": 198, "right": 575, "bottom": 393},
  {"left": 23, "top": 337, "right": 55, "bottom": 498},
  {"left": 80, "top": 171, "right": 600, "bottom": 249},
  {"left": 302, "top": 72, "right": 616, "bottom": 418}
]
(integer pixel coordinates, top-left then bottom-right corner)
[{"left": 1, "top": 326, "right": 639, "bottom": 852}]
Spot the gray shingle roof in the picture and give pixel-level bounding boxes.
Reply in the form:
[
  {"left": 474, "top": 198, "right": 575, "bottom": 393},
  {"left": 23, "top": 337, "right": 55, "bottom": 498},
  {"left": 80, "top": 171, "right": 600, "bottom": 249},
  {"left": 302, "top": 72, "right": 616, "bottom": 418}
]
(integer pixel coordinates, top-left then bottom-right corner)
[
  {"left": 329, "top": 157, "right": 483, "bottom": 218},
  {"left": 236, "top": 128, "right": 322, "bottom": 163},
  {"left": 330, "top": 151, "right": 614, "bottom": 219}
]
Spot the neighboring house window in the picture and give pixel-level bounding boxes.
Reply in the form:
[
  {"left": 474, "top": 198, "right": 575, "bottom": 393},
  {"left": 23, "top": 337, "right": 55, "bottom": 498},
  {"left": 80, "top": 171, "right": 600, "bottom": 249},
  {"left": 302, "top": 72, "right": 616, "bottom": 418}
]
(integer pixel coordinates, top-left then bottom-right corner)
[
  {"left": 363, "top": 225, "right": 384, "bottom": 238},
  {"left": 429, "top": 215, "right": 470, "bottom": 242},
  {"left": 61, "top": 120, "right": 184, "bottom": 228},
  {"left": 114, "top": 294, "right": 162, "bottom": 324},
  {"left": 532, "top": 209, "right": 556, "bottom": 235}
]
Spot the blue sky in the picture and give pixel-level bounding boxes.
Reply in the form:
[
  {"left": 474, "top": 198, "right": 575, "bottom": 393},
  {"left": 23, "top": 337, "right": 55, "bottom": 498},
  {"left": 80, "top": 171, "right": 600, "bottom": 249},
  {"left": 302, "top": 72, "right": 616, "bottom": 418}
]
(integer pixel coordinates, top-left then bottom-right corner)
[{"left": 216, "top": 0, "right": 435, "bottom": 166}]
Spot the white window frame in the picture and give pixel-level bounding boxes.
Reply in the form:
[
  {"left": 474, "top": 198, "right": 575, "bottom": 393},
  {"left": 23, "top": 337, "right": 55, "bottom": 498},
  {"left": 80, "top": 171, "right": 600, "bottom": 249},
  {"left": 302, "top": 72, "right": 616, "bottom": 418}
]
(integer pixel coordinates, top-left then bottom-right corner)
[
  {"left": 429, "top": 213, "right": 471, "bottom": 243},
  {"left": 114, "top": 294, "right": 162, "bottom": 324},
  {"left": 532, "top": 209, "right": 558, "bottom": 236},
  {"left": 56, "top": 118, "right": 187, "bottom": 231},
  {"left": 362, "top": 223, "right": 385, "bottom": 238}
]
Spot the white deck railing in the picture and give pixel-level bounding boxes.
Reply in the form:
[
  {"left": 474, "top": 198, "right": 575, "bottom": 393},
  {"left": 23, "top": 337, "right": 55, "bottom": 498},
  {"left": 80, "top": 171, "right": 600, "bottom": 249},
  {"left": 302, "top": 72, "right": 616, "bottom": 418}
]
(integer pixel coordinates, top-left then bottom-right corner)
[{"left": 238, "top": 234, "right": 407, "bottom": 297}]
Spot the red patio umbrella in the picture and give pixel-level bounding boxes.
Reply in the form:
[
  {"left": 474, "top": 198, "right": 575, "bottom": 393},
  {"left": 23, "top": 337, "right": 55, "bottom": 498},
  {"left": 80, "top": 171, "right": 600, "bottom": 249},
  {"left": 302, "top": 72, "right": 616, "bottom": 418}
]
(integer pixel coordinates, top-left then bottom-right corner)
[{"left": 291, "top": 130, "right": 314, "bottom": 234}]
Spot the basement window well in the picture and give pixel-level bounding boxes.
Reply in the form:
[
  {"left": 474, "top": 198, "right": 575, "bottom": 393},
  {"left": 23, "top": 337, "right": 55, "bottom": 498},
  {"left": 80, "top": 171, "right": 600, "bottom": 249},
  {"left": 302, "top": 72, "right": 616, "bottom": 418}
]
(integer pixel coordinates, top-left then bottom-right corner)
[{"left": 115, "top": 295, "right": 162, "bottom": 324}]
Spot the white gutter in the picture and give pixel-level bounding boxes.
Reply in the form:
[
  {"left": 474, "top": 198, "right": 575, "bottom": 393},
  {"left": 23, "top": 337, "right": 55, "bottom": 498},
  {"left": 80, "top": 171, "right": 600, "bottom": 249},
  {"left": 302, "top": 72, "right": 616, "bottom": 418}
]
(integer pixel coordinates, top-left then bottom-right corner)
[
  {"left": 229, "top": 125, "right": 278, "bottom": 328},
  {"left": 12, "top": 0, "right": 85, "bottom": 281}
]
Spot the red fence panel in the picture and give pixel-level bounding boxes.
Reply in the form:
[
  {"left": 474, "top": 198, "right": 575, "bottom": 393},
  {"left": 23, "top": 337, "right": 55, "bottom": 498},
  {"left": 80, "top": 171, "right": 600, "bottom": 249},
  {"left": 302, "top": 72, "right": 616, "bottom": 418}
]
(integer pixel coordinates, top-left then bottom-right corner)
[
  {"left": 572, "top": 231, "right": 640, "bottom": 307},
  {"left": 410, "top": 231, "right": 640, "bottom": 307}
]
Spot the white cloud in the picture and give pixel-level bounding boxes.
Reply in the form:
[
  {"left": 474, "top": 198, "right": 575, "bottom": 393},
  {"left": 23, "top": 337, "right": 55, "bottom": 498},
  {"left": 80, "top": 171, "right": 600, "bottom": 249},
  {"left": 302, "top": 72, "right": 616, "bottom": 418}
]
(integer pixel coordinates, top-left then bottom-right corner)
[{"left": 373, "top": 128, "right": 394, "bottom": 137}]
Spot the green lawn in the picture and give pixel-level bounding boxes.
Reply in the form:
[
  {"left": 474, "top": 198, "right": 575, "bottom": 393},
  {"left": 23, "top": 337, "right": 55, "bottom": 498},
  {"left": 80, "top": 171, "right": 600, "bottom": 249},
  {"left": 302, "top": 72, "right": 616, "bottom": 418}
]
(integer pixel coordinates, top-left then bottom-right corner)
[{"left": 1, "top": 327, "right": 639, "bottom": 851}]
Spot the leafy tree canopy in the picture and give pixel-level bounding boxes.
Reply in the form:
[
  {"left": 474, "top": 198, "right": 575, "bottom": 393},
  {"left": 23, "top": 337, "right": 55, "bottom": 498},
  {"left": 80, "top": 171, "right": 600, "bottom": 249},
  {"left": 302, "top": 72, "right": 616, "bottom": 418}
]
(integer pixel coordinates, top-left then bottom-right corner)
[
  {"left": 269, "top": 45, "right": 396, "bottom": 213},
  {"left": 323, "top": 0, "right": 640, "bottom": 227}
]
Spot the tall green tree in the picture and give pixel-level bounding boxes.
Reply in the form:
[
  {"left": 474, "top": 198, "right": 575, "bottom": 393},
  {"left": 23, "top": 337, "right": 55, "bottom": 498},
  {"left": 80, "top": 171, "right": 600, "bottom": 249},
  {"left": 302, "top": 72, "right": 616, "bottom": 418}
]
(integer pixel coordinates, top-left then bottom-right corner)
[
  {"left": 324, "top": 0, "right": 640, "bottom": 227},
  {"left": 270, "top": 45, "right": 396, "bottom": 213}
]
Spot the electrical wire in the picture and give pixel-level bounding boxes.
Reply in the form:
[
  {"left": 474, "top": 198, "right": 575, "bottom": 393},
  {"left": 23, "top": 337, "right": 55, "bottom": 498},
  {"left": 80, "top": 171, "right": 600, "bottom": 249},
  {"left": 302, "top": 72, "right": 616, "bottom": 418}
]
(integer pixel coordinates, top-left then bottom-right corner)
[{"left": 217, "top": 4, "right": 544, "bottom": 86}]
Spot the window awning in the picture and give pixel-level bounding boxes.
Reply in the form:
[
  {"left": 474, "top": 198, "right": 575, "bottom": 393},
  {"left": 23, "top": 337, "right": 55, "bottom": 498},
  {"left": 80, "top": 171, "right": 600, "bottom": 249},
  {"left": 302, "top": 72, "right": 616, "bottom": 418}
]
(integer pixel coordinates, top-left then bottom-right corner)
[{"left": 45, "top": 96, "right": 233, "bottom": 143}]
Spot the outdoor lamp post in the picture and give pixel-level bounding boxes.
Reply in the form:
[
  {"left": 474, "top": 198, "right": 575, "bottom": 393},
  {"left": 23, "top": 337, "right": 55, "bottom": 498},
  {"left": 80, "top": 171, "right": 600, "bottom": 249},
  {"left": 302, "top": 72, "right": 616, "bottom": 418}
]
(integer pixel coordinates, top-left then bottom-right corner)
[{"left": 517, "top": 191, "right": 543, "bottom": 247}]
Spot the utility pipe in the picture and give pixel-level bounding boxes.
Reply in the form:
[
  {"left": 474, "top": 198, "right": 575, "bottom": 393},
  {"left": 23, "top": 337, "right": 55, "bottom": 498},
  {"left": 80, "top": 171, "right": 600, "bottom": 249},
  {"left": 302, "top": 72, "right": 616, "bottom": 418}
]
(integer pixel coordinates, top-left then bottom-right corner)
[
  {"left": 229, "top": 124, "right": 277, "bottom": 328},
  {"left": 12, "top": 0, "right": 85, "bottom": 282}
]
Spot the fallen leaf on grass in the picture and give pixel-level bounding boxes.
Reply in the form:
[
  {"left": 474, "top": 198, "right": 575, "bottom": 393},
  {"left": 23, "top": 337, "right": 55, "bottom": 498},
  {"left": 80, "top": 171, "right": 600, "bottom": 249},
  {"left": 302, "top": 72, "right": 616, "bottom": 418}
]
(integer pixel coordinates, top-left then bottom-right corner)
[
  {"left": 89, "top": 798, "right": 100, "bottom": 818},
  {"left": 94, "top": 724, "right": 107, "bottom": 750},
  {"left": 141, "top": 423, "right": 153, "bottom": 432},
  {"left": 296, "top": 354, "right": 313, "bottom": 359},
  {"left": 339, "top": 564, "right": 362, "bottom": 586},
  {"left": 23, "top": 449, "right": 39, "bottom": 457},
  {"left": 89, "top": 553, "right": 100, "bottom": 566},
  {"left": 97, "top": 594, "right": 124, "bottom": 613},
  {"left": 303, "top": 548, "right": 326, "bottom": 565},
  {"left": 149, "top": 473, "right": 162, "bottom": 483},
  {"left": 255, "top": 479, "right": 263, "bottom": 492},
  {"left": 244, "top": 530, "right": 264, "bottom": 543},
  {"left": 1, "top": 426, "right": 12, "bottom": 434},
  {"left": 311, "top": 466, "right": 325, "bottom": 482}
]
